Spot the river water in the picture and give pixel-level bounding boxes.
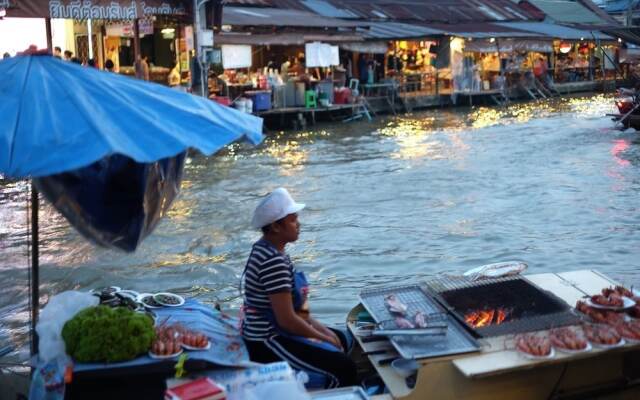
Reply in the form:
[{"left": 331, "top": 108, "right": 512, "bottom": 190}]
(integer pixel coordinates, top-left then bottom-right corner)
[{"left": 2, "top": 94, "right": 640, "bottom": 363}]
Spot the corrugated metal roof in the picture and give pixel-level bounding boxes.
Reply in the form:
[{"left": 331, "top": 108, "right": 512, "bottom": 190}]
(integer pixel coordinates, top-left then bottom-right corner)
[
  {"left": 496, "top": 21, "right": 613, "bottom": 40},
  {"left": 357, "top": 22, "right": 443, "bottom": 39},
  {"left": 300, "top": 0, "right": 359, "bottom": 18},
  {"left": 291, "top": 0, "right": 540, "bottom": 22},
  {"left": 222, "top": 7, "right": 366, "bottom": 27},
  {"left": 524, "top": 0, "right": 606, "bottom": 24},
  {"left": 357, "top": 21, "right": 543, "bottom": 40},
  {"left": 426, "top": 22, "right": 542, "bottom": 38},
  {"left": 215, "top": 32, "right": 363, "bottom": 45},
  {"left": 604, "top": 0, "right": 633, "bottom": 13}
]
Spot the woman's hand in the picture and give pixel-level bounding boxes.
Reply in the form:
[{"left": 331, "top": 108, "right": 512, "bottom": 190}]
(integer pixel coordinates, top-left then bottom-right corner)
[{"left": 310, "top": 317, "right": 343, "bottom": 351}]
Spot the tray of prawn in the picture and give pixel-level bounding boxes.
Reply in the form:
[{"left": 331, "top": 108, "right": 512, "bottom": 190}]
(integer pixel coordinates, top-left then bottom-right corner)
[
  {"left": 549, "top": 327, "right": 591, "bottom": 353},
  {"left": 575, "top": 300, "right": 627, "bottom": 325},
  {"left": 583, "top": 286, "right": 636, "bottom": 311},
  {"left": 610, "top": 319, "right": 640, "bottom": 343},
  {"left": 581, "top": 323, "right": 626, "bottom": 349},
  {"left": 512, "top": 333, "right": 555, "bottom": 360},
  {"left": 149, "top": 324, "right": 211, "bottom": 358}
]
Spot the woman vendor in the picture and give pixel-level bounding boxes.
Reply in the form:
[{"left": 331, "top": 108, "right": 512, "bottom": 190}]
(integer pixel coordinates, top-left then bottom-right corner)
[{"left": 241, "top": 188, "right": 357, "bottom": 388}]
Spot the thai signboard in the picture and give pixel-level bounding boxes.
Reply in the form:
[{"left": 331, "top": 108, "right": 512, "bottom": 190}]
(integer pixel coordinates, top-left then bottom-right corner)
[{"left": 4, "top": 0, "right": 189, "bottom": 19}]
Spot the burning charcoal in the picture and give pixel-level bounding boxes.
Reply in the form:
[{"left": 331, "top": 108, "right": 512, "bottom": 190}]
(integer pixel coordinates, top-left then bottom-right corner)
[
  {"left": 395, "top": 316, "right": 415, "bottom": 329},
  {"left": 414, "top": 311, "right": 427, "bottom": 328},
  {"left": 384, "top": 294, "right": 408, "bottom": 315}
]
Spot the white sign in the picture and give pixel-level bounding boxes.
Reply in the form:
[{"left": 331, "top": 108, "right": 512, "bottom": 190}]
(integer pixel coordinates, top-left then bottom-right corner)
[
  {"left": 105, "top": 20, "right": 153, "bottom": 37},
  {"left": 222, "top": 45, "right": 252, "bottom": 69},
  {"left": 198, "top": 29, "right": 214, "bottom": 47},
  {"left": 305, "top": 42, "right": 339, "bottom": 67}
]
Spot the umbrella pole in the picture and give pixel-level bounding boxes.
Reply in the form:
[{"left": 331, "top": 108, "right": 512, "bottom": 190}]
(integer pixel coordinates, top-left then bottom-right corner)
[{"left": 30, "top": 184, "right": 39, "bottom": 357}]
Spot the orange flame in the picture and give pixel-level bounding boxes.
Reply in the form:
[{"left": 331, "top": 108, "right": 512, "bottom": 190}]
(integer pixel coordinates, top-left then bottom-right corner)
[{"left": 464, "top": 308, "right": 509, "bottom": 328}]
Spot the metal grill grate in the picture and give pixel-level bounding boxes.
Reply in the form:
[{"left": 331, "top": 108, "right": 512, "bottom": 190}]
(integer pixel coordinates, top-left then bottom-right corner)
[
  {"left": 359, "top": 284, "right": 479, "bottom": 360},
  {"left": 425, "top": 276, "right": 580, "bottom": 338},
  {"left": 425, "top": 275, "right": 522, "bottom": 292}
]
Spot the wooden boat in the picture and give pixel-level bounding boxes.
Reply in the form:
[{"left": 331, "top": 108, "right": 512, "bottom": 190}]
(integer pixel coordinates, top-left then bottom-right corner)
[{"left": 347, "top": 270, "right": 640, "bottom": 399}]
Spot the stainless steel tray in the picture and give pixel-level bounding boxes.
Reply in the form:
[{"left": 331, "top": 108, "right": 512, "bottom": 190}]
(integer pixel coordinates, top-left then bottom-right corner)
[
  {"left": 310, "top": 386, "right": 369, "bottom": 399},
  {"left": 359, "top": 284, "right": 479, "bottom": 360}
]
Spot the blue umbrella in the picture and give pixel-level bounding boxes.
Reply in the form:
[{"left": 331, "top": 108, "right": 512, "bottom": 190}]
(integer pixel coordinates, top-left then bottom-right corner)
[
  {"left": 0, "top": 54, "right": 263, "bottom": 177},
  {"left": 0, "top": 53, "right": 264, "bottom": 355}
]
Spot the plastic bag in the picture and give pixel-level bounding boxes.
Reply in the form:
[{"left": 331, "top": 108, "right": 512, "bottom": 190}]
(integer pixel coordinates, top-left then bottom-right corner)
[
  {"left": 28, "top": 356, "right": 68, "bottom": 400},
  {"left": 36, "top": 291, "right": 99, "bottom": 363},
  {"left": 242, "top": 380, "right": 311, "bottom": 400}
]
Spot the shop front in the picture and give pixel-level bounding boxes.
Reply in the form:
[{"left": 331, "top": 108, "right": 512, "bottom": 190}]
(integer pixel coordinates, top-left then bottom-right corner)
[
  {"left": 211, "top": 33, "right": 361, "bottom": 118},
  {"left": 552, "top": 40, "right": 619, "bottom": 84},
  {"left": 453, "top": 37, "right": 554, "bottom": 96},
  {"left": 6, "top": 0, "right": 193, "bottom": 87}
]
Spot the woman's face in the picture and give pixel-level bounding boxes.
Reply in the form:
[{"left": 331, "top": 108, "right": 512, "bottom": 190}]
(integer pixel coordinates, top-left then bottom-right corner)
[{"left": 274, "top": 213, "right": 300, "bottom": 243}]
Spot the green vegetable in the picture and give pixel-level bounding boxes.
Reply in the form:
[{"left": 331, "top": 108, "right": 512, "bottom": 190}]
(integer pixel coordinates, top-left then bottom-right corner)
[{"left": 62, "top": 305, "right": 155, "bottom": 363}]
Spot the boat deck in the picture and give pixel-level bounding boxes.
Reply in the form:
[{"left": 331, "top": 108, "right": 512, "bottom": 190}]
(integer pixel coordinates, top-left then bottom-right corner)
[{"left": 349, "top": 269, "right": 640, "bottom": 400}]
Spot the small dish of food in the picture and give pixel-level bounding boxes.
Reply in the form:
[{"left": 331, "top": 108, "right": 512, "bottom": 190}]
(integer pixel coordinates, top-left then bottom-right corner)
[
  {"left": 149, "top": 339, "right": 183, "bottom": 359},
  {"left": 612, "top": 320, "right": 640, "bottom": 343},
  {"left": 549, "top": 327, "right": 591, "bottom": 353},
  {"left": 137, "top": 293, "right": 162, "bottom": 309},
  {"left": 181, "top": 331, "right": 210, "bottom": 350},
  {"left": 585, "top": 294, "right": 635, "bottom": 311},
  {"left": 90, "top": 286, "right": 121, "bottom": 295},
  {"left": 153, "top": 292, "right": 185, "bottom": 307},
  {"left": 583, "top": 323, "right": 625, "bottom": 348},
  {"left": 514, "top": 333, "right": 554, "bottom": 359}
]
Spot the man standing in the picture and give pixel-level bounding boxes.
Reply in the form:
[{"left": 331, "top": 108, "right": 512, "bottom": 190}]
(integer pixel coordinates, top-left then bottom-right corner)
[
  {"left": 63, "top": 50, "right": 72, "bottom": 61},
  {"left": 53, "top": 47, "right": 62, "bottom": 59},
  {"left": 135, "top": 55, "right": 150, "bottom": 81}
]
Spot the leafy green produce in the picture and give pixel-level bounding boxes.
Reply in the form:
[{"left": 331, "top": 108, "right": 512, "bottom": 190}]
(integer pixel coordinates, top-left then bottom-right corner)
[{"left": 62, "top": 305, "right": 155, "bottom": 362}]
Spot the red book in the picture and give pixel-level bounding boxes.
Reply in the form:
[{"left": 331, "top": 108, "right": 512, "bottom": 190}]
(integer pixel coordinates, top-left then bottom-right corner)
[{"left": 165, "top": 377, "right": 226, "bottom": 400}]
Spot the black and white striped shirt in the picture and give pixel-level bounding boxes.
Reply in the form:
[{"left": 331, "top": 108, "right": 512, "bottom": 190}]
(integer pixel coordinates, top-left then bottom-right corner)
[{"left": 242, "top": 239, "right": 294, "bottom": 341}]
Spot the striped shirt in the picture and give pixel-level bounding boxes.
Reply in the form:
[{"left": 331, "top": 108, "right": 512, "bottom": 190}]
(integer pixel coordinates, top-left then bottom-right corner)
[{"left": 242, "top": 239, "right": 294, "bottom": 341}]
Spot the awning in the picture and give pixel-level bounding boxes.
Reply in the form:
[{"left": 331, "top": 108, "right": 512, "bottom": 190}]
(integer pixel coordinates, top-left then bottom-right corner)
[
  {"left": 357, "top": 22, "right": 443, "bottom": 40},
  {"left": 5, "top": 0, "right": 190, "bottom": 19},
  {"left": 601, "top": 27, "right": 640, "bottom": 46},
  {"left": 464, "top": 38, "right": 553, "bottom": 53},
  {"left": 215, "top": 33, "right": 364, "bottom": 46},
  {"left": 425, "top": 22, "right": 541, "bottom": 39},
  {"left": 339, "top": 41, "right": 389, "bottom": 54},
  {"left": 495, "top": 22, "right": 613, "bottom": 41},
  {"left": 222, "top": 7, "right": 366, "bottom": 28}
]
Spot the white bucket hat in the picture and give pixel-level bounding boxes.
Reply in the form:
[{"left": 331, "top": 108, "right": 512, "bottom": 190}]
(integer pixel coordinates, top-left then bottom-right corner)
[{"left": 251, "top": 188, "right": 306, "bottom": 229}]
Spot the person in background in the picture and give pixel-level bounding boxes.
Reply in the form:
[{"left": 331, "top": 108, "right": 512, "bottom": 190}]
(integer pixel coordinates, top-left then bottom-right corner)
[
  {"left": 70, "top": 57, "right": 81, "bottom": 64},
  {"left": 53, "top": 46, "right": 62, "bottom": 59},
  {"left": 135, "top": 55, "right": 150, "bottom": 81},
  {"left": 168, "top": 63, "right": 181, "bottom": 88},
  {"left": 104, "top": 59, "right": 115, "bottom": 72},
  {"left": 241, "top": 188, "right": 357, "bottom": 389},
  {"left": 87, "top": 58, "right": 96, "bottom": 68},
  {"left": 358, "top": 54, "right": 369, "bottom": 85},
  {"left": 63, "top": 50, "right": 72, "bottom": 61},
  {"left": 2, "top": 52, "right": 10, "bottom": 59}
]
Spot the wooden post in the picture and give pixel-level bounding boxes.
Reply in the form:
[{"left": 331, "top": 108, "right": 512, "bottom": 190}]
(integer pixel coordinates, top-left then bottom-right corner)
[
  {"left": 45, "top": 18, "right": 53, "bottom": 52},
  {"left": 30, "top": 185, "right": 39, "bottom": 357},
  {"left": 133, "top": 18, "right": 141, "bottom": 75}
]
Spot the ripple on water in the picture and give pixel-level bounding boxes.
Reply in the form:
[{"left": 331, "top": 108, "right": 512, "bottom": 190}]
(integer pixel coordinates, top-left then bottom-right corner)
[{"left": 1, "top": 94, "right": 639, "bottom": 363}]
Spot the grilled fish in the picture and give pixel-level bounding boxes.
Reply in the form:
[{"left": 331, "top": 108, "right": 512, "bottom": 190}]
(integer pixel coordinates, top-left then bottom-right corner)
[{"left": 384, "top": 294, "right": 408, "bottom": 315}]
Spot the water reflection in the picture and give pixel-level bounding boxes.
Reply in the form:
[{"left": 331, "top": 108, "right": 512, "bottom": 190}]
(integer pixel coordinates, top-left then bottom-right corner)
[{"left": 2, "top": 94, "right": 640, "bottom": 365}]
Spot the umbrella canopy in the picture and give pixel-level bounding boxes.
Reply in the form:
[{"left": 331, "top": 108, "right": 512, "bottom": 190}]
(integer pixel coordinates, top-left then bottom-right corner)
[{"left": 0, "top": 54, "right": 263, "bottom": 178}]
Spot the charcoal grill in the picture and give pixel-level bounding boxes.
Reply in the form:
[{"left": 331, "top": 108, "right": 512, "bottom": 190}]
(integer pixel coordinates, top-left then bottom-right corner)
[
  {"left": 426, "top": 275, "right": 580, "bottom": 338},
  {"left": 359, "top": 284, "right": 479, "bottom": 360}
]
